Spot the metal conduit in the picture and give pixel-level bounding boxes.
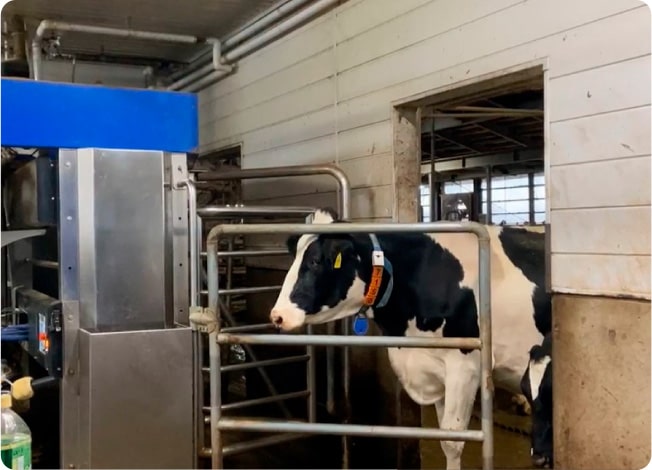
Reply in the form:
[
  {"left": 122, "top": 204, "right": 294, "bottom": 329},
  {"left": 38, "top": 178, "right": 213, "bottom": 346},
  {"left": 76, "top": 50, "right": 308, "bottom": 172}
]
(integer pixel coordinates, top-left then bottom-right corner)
[
  {"left": 167, "top": 0, "right": 313, "bottom": 83},
  {"left": 172, "top": 0, "right": 340, "bottom": 92},
  {"left": 205, "top": 221, "right": 494, "bottom": 470},
  {"left": 31, "top": 19, "right": 219, "bottom": 81}
]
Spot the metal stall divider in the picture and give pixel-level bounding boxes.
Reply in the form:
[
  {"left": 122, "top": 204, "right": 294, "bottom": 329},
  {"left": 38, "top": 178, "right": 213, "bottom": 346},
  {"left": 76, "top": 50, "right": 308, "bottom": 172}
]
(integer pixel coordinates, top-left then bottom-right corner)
[
  {"left": 204, "top": 221, "right": 494, "bottom": 470},
  {"left": 189, "top": 205, "right": 321, "bottom": 460},
  {"left": 192, "top": 164, "right": 354, "bottom": 463}
]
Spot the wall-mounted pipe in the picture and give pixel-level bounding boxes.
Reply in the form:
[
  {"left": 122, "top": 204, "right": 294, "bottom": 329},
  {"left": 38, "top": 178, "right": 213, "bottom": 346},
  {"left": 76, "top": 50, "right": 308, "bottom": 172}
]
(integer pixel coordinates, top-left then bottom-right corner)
[
  {"left": 165, "top": 0, "right": 313, "bottom": 84},
  {"left": 31, "top": 19, "right": 219, "bottom": 81},
  {"left": 170, "top": 0, "right": 340, "bottom": 92}
]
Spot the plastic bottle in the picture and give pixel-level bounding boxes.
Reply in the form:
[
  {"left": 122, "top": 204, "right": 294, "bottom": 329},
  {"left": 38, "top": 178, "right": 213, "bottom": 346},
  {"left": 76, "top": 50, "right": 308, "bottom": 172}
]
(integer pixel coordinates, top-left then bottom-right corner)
[{"left": 0, "top": 392, "right": 31, "bottom": 470}]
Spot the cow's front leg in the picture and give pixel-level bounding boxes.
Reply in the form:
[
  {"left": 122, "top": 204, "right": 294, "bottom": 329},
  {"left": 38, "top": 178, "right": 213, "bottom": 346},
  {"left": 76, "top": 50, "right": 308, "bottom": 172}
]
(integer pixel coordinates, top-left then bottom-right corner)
[{"left": 439, "top": 350, "right": 481, "bottom": 470}]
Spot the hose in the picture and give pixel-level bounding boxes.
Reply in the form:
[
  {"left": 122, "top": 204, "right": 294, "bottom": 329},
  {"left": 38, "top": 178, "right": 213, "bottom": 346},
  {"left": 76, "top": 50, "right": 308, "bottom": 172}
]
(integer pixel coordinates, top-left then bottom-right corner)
[{"left": 1, "top": 324, "right": 29, "bottom": 342}]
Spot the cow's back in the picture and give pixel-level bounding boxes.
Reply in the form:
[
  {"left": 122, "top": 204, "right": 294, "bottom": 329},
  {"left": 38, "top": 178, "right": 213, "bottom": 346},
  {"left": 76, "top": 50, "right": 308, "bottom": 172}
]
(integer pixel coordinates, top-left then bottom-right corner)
[{"left": 426, "top": 225, "right": 547, "bottom": 393}]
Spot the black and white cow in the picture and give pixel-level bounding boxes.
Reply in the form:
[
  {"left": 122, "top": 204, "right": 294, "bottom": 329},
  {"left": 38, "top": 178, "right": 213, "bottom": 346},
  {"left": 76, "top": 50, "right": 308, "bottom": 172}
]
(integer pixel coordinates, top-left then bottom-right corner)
[
  {"left": 270, "top": 208, "right": 551, "bottom": 470},
  {"left": 520, "top": 333, "right": 553, "bottom": 468}
]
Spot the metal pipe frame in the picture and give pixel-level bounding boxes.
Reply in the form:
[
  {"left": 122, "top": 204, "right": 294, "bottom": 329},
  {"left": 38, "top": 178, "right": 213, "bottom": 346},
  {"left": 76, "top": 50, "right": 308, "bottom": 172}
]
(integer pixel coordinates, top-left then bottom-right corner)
[
  {"left": 196, "top": 164, "right": 352, "bottom": 421},
  {"left": 218, "top": 334, "right": 481, "bottom": 349},
  {"left": 217, "top": 355, "right": 310, "bottom": 372},
  {"left": 217, "top": 390, "right": 310, "bottom": 412},
  {"left": 197, "top": 205, "right": 317, "bottom": 218},
  {"left": 216, "top": 297, "right": 293, "bottom": 420},
  {"left": 205, "top": 221, "right": 493, "bottom": 470},
  {"left": 166, "top": 0, "right": 313, "bottom": 83},
  {"left": 31, "top": 19, "right": 219, "bottom": 81},
  {"left": 176, "top": 0, "right": 340, "bottom": 92},
  {"left": 24, "top": 258, "right": 59, "bottom": 269},
  {"left": 199, "top": 285, "right": 281, "bottom": 296},
  {"left": 194, "top": 202, "right": 334, "bottom": 463},
  {"left": 176, "top": 179, "right": 205, "bottom": 462},
  {"left": 221, "top": 323, "right": 276, "bottom": 334},
  {"left": 217, "top": 418, "right": 485, "bottom": 442},
  {"left": 200, "top": 249, "right": 289, "bottom": 258}
]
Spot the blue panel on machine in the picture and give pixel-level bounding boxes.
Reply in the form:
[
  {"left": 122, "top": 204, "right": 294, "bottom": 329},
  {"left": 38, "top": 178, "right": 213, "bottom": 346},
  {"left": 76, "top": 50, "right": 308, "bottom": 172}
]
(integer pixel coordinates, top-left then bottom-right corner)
[{"left": 1, "top": 78, "right": 198, "bottom": 152}]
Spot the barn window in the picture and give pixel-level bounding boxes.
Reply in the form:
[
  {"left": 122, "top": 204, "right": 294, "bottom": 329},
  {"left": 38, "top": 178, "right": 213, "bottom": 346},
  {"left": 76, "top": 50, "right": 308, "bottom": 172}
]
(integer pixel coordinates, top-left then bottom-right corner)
[{"left": 480, "top": 172, "right": 546, "bottom": 225}]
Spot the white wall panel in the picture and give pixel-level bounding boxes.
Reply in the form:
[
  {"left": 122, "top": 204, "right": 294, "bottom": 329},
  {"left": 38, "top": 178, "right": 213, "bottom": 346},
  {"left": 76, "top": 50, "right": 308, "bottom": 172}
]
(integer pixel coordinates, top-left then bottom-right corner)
[
  {"left": 202, "top": 77, "right": 334, "bottom": 141},
  {"left": 336, "top": 0, "right": 521, "bottom": 73},
  {"left": 549, "top": 155, "right": 651, "bottom": 209},
  {"left": 200, "top": 49, "right": 334, "bottom": 124},
  {"left": 549, "top": 55, "right": 651, "bottom": 123},
  {"left": 197, "top": 0, "right": 650, "bottom": 296},
  {"left": 336, "top": 120, "right": 392, "bottom": 161},
  {"left": 552, "top": 254, "right": 650, "bottom": 299},
  {"left": 220, "top": 107, "right": 337, "bottom": 156},
  {"left": 550, "top": 207, "right": 651, "bottom": 256},
  {"left": 551, "top": 106, "right": 651, "bottom": 166},
  {"left": 336, "top": 0, "right": 640, "bottom": 101},
  {"left": 334, "top": 0, "right": 431, "bottom": 43},
  {"left": 335, "top": 6, "right": 649, "bottom": 132},
  {"left": 199, "top": 15, "right": 334, "bottom": 103}
]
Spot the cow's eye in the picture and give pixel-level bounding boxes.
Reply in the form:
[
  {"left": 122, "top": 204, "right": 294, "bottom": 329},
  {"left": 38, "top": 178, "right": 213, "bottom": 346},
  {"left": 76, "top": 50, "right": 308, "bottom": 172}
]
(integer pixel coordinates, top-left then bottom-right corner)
[{"left": 310, "top": 258, "right": 320, "bottom": 268}]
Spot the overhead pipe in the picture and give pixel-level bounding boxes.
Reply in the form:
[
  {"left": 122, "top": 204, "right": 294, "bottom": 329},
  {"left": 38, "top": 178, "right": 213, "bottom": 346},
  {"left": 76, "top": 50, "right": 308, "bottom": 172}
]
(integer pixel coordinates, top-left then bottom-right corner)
[
  {"left": 165, "top": 0, "right": 313, "bottom": 83},
  {"left": 171, "top": 0, "right": 340, "bottom": 92},
  {"left": 30, "top": 19, "right": 219, "bottom": 81}
]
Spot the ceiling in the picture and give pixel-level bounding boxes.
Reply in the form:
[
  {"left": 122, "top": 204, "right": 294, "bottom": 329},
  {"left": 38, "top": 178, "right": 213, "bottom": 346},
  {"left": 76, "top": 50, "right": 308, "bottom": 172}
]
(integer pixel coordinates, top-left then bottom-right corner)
[
  {"left": 421, "top": 81, "right": 544, "bottom": 181},
  {"left": 3, "top": 0, "right": 287, "bottom": 65}
]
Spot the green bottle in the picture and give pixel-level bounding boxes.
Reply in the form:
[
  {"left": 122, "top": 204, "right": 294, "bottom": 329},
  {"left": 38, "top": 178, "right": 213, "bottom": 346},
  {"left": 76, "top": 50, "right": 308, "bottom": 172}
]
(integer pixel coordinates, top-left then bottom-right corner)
[{"left": 0, "top": 392, "right": 31, "bottom": 470}]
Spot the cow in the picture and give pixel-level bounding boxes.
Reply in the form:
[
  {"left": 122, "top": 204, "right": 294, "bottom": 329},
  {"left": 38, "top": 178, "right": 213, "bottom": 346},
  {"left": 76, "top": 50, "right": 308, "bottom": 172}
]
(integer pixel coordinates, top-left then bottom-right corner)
[
  {"left": 520, "top": 333, "right": 553, "bottom": 468},
  {"left": 269, "top": 208, "right": 551, "bottom": 470}
]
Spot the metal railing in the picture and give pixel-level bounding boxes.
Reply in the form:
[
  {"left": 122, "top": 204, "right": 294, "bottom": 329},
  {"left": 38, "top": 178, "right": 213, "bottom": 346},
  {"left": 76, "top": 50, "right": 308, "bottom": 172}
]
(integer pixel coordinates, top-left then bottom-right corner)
[
  {"left": 193, "top": 164, "right": 353, "bottom": 426},
  {"left": 192, "top": 205, "right": 320, "bottom": 460},
  {"left": 204, "top": 221, "right": 494, "bottom": 470}
]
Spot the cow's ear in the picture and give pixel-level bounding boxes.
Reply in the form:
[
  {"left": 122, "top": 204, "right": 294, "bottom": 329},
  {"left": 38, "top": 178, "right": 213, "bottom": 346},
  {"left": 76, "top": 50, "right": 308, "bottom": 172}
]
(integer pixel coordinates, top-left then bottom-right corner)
[
  {"left": 322, "top": 236, "right": 354, "bottom": 269},
  {"left": 286, "top": 235, "right": 300, "bottom": 257}
]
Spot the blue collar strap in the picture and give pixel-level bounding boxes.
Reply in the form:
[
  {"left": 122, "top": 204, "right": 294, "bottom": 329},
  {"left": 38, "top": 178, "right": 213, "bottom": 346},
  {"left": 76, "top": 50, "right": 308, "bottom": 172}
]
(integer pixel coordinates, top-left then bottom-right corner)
[{"left": 354, "top": 233, "right": 394, "bottom": 327}]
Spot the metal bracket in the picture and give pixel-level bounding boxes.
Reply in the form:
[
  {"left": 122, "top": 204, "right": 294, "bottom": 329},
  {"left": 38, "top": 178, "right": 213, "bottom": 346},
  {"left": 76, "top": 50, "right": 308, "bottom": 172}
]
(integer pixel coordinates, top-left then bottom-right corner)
[
  {"left": 189, "top": 306, "right": 217, "bottom": 334},
  {"left": 371, "top": 250, "right": 384, "bottom": 267}
]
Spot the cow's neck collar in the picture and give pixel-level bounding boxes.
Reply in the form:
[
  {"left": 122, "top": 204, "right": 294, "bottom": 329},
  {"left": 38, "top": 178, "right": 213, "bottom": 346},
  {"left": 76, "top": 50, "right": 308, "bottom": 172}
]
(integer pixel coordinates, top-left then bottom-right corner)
[{"left": 352, "top": 233, "right": 394, "bottom": 335}]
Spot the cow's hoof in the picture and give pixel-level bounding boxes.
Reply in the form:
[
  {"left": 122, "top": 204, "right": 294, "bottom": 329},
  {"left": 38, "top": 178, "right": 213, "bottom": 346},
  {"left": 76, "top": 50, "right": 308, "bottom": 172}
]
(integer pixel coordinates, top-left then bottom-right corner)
[{"left": 511, "top": 394, "right": 531, "bottom": 415}]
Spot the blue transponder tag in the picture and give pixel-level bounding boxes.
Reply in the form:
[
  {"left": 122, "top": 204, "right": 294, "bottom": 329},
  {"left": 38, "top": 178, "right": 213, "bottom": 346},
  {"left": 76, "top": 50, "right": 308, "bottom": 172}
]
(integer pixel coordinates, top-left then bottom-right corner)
[{"left": 353, "top": 315, "right": 369, "bottom": 336}]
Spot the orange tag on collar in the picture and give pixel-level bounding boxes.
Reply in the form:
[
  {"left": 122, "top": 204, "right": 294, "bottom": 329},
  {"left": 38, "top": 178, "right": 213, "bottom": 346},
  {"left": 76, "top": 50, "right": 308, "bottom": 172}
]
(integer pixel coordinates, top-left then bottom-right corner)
[
  {"left": 334, "top": 252, "right": 342, "bottom": 269},
  {"left": 364, "top": 265, "right": 384, "bottom": 306}
]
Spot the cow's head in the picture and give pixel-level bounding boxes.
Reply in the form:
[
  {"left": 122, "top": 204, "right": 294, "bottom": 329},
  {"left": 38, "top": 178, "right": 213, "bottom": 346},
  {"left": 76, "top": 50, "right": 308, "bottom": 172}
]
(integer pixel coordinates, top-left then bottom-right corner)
[
  {"left": 521, "top": 335, "right": 553, "bottom": 468},
  {"left": 270, "top": 208, "right": 366, "bottom": 331}
]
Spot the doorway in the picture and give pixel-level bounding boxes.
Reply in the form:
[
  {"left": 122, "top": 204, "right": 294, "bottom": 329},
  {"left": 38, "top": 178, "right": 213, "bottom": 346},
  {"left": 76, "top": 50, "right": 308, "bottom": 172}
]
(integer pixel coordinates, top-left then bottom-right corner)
[{"left": 392, "top": 63, "right": 546, "bottom": 228}]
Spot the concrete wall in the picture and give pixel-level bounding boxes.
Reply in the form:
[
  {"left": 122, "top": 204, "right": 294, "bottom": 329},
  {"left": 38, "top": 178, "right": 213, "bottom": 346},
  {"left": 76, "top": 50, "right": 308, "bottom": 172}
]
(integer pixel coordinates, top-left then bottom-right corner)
[
  {"left": 197, "top": 1, "right": 651, "bottom": 468},
  {"left": 553, "top": 295, "right": 651, "bottom": 469}
]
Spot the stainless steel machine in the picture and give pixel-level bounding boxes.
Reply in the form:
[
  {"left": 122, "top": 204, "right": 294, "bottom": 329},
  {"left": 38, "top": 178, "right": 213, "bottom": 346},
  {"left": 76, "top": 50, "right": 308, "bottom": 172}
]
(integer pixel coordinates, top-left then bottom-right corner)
[{"left": 1, "top": 78, "right": 196, "bottom": 469}]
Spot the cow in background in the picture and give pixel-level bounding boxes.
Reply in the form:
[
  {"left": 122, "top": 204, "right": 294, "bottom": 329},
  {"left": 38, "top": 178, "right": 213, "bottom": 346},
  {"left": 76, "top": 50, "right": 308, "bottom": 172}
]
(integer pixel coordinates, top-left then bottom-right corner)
[
  {"left": 269, "top": 208, "right": 551, "bottom": 470},
  {"left": 521, "top": 333, "right": 553, "bottom": 468}
]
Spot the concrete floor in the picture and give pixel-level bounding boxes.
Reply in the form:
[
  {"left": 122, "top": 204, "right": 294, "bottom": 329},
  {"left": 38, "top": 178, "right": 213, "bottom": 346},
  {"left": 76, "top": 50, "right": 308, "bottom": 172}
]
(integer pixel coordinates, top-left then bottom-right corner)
[{"left": 421, "top": 405, "right": 533, "bottom": 470}]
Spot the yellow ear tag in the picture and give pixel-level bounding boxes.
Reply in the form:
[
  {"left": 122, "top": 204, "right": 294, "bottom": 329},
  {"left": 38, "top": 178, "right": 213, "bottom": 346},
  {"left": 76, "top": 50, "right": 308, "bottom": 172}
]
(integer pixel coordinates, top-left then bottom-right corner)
[{"left": 334, "top": 252, "right": 342, "bottom": 269}]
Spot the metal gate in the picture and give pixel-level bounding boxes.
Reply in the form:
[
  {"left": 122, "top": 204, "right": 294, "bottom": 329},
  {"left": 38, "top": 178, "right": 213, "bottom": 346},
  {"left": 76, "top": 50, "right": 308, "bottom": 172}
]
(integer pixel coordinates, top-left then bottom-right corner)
[
  {"left": 180, "top": 165, "right": 494, "bottom": 470},
  {"left": 179, "top": 164, "right": 354, "bottom": 465}
]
